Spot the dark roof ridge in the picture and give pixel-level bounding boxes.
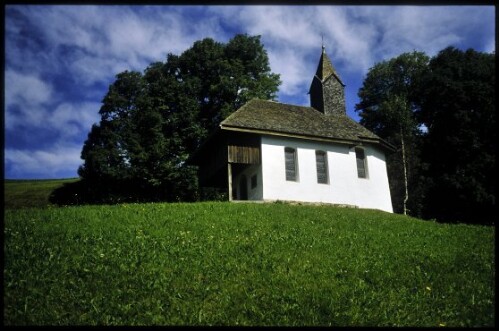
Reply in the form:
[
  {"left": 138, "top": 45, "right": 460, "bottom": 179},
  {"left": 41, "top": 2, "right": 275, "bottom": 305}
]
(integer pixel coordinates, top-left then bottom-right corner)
[
  {"left": 247, "top": 98, "right": 309, "bottom": 108},
  {"left": 245, "top": 98, "right": 350, "bottom": 116}
]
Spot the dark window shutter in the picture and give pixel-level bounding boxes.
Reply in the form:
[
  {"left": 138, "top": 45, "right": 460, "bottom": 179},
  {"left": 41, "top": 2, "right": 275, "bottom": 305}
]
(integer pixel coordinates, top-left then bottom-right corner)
[
  {"left": 316, "top": 151, "right": 328, "bottom": 184},
  {"left": 285, "top": 147, "right": 297, "bottom": 181},
  {"left": 356, "top": 148, "right": 367, "bottom": 178}
]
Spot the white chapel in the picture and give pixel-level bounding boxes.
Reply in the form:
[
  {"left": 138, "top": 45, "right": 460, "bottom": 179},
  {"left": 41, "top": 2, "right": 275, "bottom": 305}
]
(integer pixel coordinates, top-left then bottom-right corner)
[{"left": 190, "top": 46, "right": 394, "bottom": 213}]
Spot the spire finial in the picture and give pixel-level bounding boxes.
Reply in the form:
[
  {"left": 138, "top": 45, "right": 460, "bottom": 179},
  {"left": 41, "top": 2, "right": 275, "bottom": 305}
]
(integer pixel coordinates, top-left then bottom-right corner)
[{"left": 321, "top": 34, "right": 325, "bottom": 52}]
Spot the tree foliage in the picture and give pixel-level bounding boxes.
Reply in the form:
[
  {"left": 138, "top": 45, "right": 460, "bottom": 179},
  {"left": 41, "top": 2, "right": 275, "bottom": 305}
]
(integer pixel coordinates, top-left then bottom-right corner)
[
  {"left": 356, "top": 47, "right": 495, "bottom": 224},
  {"left": 355, "top": 51, "right": 430, "bottom": 216},
  {"left": 76, "top": 34, "right": 280, "bottom": 203},
  {"left": 420, "top": 47, "right": 495, "bottom": 224}
]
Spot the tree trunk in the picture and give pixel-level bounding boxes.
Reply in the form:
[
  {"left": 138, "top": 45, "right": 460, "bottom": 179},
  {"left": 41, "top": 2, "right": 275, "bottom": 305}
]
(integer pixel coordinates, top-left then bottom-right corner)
[{"left": 400, "top": 128, "right": 409, "bottom": 215}]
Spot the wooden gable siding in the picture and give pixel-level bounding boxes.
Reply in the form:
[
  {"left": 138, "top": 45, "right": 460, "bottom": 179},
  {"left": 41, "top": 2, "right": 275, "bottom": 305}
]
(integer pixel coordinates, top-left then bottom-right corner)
[
  {"left": 195, "top": 131, "right": 261, "bottom": 186},
  {"left": 228, "top": 145, "right": 260, "bottom": 164},
  {"left": 228, "top": 132, "right": 261, "bottom": 164}
]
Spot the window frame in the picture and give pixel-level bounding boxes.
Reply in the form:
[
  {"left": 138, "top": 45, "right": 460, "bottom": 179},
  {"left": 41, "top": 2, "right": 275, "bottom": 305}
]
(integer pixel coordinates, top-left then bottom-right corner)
[
  {"left": 315, "top": 150, "right": 329, "bottom": 184},
  {"left": 355, "top": 147, "right": 369, "bottom": 179},
  {"left": 284, "top": 147, "right": 299, "bottom": 182}
]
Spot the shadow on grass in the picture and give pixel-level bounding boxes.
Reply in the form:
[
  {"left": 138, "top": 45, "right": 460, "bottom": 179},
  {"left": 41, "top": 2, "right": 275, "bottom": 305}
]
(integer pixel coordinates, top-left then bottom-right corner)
[
  {"left": 49, "top": 179, "right": 180, "bottom": 206},
  {"left": 48, "top": 175, "right": 229, "bottom": 206},
  {"left": 49, "top": 180, "right": 93, "bottom": 206},
  {"left": 49, "top": 179, "right": 129, "bottom": 206}
]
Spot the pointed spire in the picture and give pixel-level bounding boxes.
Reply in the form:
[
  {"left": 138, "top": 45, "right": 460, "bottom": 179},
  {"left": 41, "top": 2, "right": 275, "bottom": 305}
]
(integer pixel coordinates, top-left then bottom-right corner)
[
  {"left": 314, "top": 44, "right": 343, "bottom": 84},
  {"left": 309, "top": 43, "right": 346, "bottom": 115}
]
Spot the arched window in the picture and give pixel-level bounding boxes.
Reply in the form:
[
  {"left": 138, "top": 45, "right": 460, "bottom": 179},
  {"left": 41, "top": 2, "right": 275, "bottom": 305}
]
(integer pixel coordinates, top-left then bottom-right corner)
[
  {"left": 315, "top": 150, "right": 328, "bottom": 184},
  {"left": 285, "top": 147, "right": 298, "bottom": 181},
  {"left": 355, "top": 147, "right": 368, "bottom": 179}
]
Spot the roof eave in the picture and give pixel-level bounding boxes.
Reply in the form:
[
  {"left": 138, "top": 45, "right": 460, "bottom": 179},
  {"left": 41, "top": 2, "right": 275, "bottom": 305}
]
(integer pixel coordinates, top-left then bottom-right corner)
[
  {"left": 220, "top": 124, "right": 391, "bottom": 150},
  {"left": 357, "top": 136, "right": 396, "bottom": 152}
]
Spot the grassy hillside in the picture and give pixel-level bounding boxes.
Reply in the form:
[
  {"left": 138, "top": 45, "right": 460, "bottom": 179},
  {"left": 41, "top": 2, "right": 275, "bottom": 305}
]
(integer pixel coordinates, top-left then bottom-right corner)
[
  {"left": 4, "top": 178, "right": 79, "bottom": 209},
  {"left": 4, "top": 201, "right": 495, "bottom": 326}
]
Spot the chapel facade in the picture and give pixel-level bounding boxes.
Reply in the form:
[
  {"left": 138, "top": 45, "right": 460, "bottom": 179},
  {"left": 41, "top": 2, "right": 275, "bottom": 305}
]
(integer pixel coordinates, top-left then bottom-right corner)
[{"left": 189, "top": 47, "right": 394, "bottom": 212}]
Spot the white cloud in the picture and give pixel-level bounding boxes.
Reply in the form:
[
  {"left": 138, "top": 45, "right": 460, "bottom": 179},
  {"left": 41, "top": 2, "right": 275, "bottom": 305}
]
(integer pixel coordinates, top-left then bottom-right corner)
[
  {"left": 6, "top": 6, "right": 197, "bottom": 87},
  {"left": 241, "top": 6, "right": 320, "bottom": 49},
  {"left": 352, "top": 6, "right": 495, "bottom": 61},
  {"left": 267, "top": 47, "right": 310, "bottom": 97},
  {"left": 5, "top": 70, "right": 54, "bottom": 129},
  {"left": 5, "top": 70, "right": 53, "bottom": 108},
  {"left": 5, "top": 81, "right": 99, "bottom": 179},
  {"left": 70, "top": 56, "right": 133, "bottom": 86},
  {"left": 219, "top": 5, "right": 494, "bottom": 102},
  {"left": 49, "top": 102, "right": 101, "bottom": 138},
  {"left": 371, "top": 7, "right": 461, "bottom": 58},
  {"left": 5, "top": 68, "right": 100, "bottom": 136},
  {"left": 5, "top": 144, "right": 83, "bottom": 179},
  {"left": 314, "top": 7, "right": 376, "bottom": 73}
]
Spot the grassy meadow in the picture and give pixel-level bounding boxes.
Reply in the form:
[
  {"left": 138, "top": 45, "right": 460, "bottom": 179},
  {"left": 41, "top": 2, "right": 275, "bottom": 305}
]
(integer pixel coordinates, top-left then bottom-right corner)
[
  {"left": 3, "top": 180, "right": 496, "bottom": 326},
  {"left": 4, "top": 178, "right": 78, "bottom": 209}
]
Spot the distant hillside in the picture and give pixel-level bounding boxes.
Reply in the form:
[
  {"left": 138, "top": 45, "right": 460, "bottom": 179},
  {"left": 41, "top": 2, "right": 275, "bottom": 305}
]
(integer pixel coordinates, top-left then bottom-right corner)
[{"left": 4, "top": 178, "right": 79, "bottom": 209}]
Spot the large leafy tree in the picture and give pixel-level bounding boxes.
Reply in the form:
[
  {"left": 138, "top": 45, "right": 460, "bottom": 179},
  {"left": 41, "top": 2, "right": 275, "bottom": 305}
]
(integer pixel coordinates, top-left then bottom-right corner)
[
  {"left": 355, "top": 51, "right": 430, "bottom": 216},
  {"left": 77, "top": 34, "right": 280, "bottom": 203},
  {"left": 355, "top": 47, "right": 495, "bottom": 224},
  {"left": 420, "top": 47, "right": 495, "bottom": 224}
]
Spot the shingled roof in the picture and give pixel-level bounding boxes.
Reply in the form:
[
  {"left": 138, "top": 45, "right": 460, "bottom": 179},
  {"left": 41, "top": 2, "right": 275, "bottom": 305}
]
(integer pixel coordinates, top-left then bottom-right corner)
[{"left": 221, "top": 99, "right": 394, "bottom": 150}]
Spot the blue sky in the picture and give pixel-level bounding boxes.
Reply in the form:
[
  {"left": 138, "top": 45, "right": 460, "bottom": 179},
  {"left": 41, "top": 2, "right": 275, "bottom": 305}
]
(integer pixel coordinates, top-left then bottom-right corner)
[{"left": 4, "top": 5, "right": 495, "bottom": 179}]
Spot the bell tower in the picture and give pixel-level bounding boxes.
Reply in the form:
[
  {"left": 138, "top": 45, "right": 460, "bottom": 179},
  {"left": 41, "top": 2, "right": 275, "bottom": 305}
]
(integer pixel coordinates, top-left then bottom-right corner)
[{"left": 309, "top": 45, "right": 346, "bottom": 115}]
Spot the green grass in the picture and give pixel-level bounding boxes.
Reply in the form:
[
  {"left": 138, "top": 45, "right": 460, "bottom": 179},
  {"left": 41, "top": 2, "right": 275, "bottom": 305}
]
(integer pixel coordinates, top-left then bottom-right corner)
[
  {"left": 4, "top": 178, "right": 79, "bottom": 209},
  {"left": 4, "top": 200, "right": 495, "bottom": 326}
]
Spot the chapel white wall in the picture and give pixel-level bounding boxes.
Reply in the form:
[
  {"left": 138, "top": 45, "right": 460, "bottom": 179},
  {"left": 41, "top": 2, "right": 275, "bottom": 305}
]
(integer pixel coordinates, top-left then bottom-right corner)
[{"left": 260, "top": 135, "right": 393, "bottom": 213}]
